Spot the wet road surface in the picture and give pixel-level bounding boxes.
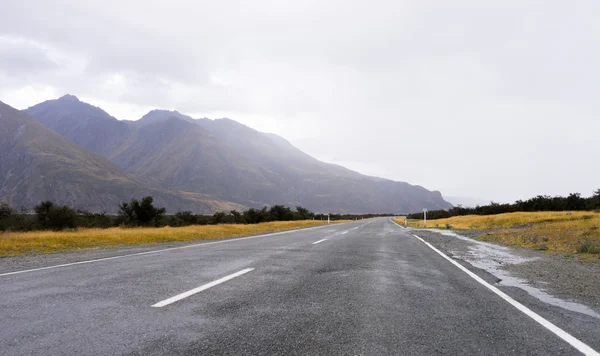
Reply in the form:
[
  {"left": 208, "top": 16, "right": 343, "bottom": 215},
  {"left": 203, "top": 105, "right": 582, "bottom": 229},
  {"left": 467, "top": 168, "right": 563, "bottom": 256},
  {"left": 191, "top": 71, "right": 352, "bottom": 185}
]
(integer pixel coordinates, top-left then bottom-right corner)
[{"left": 1, "top": 218, "right": 599, "bottom": 355}]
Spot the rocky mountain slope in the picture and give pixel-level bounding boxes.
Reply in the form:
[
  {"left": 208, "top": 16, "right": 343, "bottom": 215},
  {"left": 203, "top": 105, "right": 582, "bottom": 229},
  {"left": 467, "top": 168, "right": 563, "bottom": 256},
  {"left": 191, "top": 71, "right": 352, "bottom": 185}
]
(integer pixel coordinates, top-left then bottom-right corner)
[
  {"left": 0, "top": 100, "right": 243, "bottom": 213},
  {"left": 21, "top": 95, "right": 453, "bottom": 213}
]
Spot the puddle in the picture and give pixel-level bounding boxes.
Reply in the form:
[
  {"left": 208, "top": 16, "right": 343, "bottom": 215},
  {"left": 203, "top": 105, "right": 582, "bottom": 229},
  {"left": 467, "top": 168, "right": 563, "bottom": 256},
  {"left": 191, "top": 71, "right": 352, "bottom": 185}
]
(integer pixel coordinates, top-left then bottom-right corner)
[{"left": 423, "top": 229, "right": 600, "bottom": 319}]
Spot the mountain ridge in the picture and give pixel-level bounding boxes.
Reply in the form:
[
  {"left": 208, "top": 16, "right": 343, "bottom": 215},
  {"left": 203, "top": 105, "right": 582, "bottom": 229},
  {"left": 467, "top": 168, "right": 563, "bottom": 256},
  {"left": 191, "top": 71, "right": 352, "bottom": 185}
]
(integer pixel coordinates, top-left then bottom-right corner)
[
  {"left": 1, "top": 100, "right": 245, "bottom": 213},
  {"left": 18, "top": 95, "right": 452, "bottom": 213}
]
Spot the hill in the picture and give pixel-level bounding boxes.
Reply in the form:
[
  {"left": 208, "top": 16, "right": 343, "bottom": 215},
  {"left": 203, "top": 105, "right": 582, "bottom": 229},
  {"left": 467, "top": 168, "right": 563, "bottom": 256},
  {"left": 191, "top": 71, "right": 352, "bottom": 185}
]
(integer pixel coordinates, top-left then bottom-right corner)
[
  {"left": 111, "top": 118, "right": 280, "bottom": 205},
  {"left": 22, "top": 95, "right": 453, "bottom": 213},
  {"left": 0, "top": 100, "right": 242, "bottom": 213},
  {"left": 196, "top": 118, "right": 451, "bottom": 213},
  {"left": 24, "top": 95, "right": 131, "bottom": 157}
]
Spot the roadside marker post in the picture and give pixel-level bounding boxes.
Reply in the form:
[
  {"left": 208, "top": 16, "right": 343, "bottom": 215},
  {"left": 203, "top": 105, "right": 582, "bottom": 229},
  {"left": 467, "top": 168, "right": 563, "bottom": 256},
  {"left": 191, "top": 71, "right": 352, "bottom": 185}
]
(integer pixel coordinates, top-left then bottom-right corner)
[
  {"left": 328, "top": 214, "right": 330, "bottom": 225},
  {"left": 423, "top": 208, "right": 428, "bottom": 228}
]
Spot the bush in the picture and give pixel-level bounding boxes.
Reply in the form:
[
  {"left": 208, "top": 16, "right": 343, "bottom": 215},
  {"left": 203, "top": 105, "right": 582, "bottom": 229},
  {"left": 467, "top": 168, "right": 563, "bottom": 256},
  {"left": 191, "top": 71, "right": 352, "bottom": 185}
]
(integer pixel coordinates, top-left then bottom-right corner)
[
  {"left": 577, "top": 241, "right": 600, "bottom": 254},
  {"left": 76, "top": 211, "right": 116, "bottom": 228},
  {"left": 0, "top": 203, "right": 33, "bottom": 232},
  {"left": 269, "top": 205, "right": 294, "bottom": 221},
  {"left": 34, "top": 201, "right": 77, "bottom": 230},
  {"left": 118, "top": 196, "right": 166, "bottom": 226},
  {"left": 0, "top": 202, "right": 13, "bottom": 219},
  {"left": 294, "top": 206, "right": 314, "bottom": 220},
  {"left": 408, "top": 189, "right": 600, "bottom": 220},
  {"left": 172, "top": 211, "right": 198, "bottom": 226}
]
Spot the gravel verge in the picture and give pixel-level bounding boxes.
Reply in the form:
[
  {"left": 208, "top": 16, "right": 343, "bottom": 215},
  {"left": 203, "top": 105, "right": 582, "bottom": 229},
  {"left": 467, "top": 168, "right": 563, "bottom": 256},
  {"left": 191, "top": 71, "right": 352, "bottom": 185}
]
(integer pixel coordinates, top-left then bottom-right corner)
[{"left": 410, "top": 228, "right": 600, "bottom": 316}]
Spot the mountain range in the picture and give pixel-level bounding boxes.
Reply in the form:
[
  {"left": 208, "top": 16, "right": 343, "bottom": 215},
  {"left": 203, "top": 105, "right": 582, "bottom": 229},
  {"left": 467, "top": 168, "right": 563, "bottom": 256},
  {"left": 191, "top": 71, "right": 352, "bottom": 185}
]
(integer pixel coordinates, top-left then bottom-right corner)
[{"left": 0, "top": 94, "right": 452, "bottom": 213}]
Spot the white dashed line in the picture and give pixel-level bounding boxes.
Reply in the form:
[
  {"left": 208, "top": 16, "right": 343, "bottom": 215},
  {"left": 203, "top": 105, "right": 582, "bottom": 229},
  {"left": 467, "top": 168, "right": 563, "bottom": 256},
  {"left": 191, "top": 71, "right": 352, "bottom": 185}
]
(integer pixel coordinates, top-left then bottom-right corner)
[
  {"left": 312, "top": 239, "right": 327, "bottom": 245},
  {"left": 152, "top": 268, "right": 255, "bottom": 308}
]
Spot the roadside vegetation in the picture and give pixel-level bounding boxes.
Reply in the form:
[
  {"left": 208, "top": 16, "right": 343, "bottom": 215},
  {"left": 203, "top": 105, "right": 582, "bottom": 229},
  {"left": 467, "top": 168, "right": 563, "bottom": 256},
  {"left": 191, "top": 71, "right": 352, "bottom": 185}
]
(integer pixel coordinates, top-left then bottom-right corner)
[
  {"left": 0, "top": 197, "right": 382, "bottom": 256},
  {"left": 397, "top": 190, "right": 600, "bottom": 259},
  {"left": 395, "top": 211, "right": 600, "bottom": 259},
  {"left": 407, "top": 190, "right": 600, "bottom": 220},
  {"left": 0, "top": 197, "right": 382, "bottom": 232},
  {"left": 0, "top": 220, "right": 336, "bottom": 256}
]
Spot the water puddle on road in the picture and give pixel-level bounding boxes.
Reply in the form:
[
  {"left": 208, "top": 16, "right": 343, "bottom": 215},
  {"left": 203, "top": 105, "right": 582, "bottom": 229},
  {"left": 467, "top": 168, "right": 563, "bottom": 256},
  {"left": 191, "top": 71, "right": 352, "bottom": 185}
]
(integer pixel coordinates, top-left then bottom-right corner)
[{"left": 428, "top": 229, "right": 600, "bottom": 319}]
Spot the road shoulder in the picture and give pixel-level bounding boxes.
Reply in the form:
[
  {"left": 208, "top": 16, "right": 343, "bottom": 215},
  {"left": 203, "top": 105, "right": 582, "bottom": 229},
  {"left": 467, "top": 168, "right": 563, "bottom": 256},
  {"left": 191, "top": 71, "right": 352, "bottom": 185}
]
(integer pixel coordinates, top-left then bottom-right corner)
[{"left": 409, "top": 228, "right": 600, "bottom": 316}]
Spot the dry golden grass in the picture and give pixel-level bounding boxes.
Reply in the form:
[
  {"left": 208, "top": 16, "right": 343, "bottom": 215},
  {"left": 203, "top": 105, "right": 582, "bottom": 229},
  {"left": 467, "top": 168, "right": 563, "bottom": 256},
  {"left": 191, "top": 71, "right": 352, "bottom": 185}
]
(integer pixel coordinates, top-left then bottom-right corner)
[
  {"left": 398, "top": 211, "right": 597, "bottom": 230},
  {"left": 0, "top": 220, "right": 344, "bottom": 256},
  {"left": 394, "top": 212, "right": 600, "bottom": 258}
]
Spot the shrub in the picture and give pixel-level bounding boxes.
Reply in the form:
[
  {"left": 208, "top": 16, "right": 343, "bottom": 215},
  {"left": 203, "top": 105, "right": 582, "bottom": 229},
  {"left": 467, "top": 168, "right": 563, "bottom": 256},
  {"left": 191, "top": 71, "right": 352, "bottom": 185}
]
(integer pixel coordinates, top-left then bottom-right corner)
[
  {"left": 294, "top": 206, "right": 314, "bottom": 220},
  {"left": 172, "top": 211, "right": 198, "bottom": 226},
  {"left": 34, "top": 201, "right": 77, "bottom": 230},
  {"left": 118, "top": 196, "right": 166, "bottom": 226},
  {"left": 269, "top": 205, "right": 294, "bottom": 221},
  {"left": 76, "top": 211, "right": 115, "bottom": 228},
  {"left": 0, "top": 202, "right": 13, "bottom": 219},
  {"left": 407, "top": 189, "right": 600, "bottom": 220},
  {"left": 577, "top": 241, "right": 600, "bottom": 254}
]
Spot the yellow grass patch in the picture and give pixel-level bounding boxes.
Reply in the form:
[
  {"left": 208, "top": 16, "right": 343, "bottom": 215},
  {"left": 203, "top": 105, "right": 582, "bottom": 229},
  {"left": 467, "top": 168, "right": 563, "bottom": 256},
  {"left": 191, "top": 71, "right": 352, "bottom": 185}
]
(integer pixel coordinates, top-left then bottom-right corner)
[
  {"left": 394, "top": 212, "right": 600, "bottom": 258},
  {"left": 0, "top": 220, "right": 344, "bottom": 256}
]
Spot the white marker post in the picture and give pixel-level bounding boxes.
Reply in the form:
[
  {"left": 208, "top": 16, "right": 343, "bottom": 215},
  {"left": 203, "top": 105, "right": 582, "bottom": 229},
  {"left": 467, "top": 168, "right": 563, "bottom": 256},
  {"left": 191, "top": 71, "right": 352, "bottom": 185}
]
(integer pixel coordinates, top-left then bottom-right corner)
[
  {"left": 423, "top": 208, "right": 428, "bottom": 228},
  {"left": 327, "top": 214, "right": 330, "bottom": 225}
]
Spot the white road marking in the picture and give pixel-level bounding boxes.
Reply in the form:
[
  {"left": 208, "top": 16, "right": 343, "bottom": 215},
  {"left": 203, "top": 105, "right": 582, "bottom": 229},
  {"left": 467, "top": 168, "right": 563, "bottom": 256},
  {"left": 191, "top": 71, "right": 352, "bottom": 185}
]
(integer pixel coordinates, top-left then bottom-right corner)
[
  {"left": 389, "top": 219, "right": 406, "bottom": 229},
  {"left": 0, "top": 223, "right": 348, "bottom": 278},
  {"left": 406, "top": 230, "right": 599, "bottom": 356},
  {"left": 341, "top": 231, "right": 348, "bottom": 235},
  {"left": 312, "top": 239, "right": 327, "bottom": 245},
  {"left": 152, "top": 268, "right": 254, "bottom": 308}
]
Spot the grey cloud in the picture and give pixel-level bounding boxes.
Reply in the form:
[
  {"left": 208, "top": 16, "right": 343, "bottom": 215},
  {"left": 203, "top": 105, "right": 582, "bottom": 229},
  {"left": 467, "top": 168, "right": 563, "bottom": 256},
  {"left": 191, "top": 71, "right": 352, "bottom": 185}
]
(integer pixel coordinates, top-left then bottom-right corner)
[{"left": 0, "top": 36, "right": 59, "bottom": 75}]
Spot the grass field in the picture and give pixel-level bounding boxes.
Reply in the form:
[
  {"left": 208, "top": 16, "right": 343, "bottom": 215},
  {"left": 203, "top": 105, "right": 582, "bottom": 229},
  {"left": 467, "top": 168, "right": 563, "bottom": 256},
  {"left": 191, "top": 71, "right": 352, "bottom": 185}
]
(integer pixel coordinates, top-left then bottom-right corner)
[
  {"left": 393, "top": 212, "right": 600, "bottom": 258},
  {"left": 0, "top": 220, "right": 341, "bottom": 256}
]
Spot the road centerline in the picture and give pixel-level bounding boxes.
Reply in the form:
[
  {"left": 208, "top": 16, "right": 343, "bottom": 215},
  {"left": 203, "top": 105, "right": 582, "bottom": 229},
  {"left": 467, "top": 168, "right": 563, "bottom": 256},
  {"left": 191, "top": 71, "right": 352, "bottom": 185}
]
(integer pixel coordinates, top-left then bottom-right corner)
[
  {"left": 312, "top": 239, "right": 327, "bottom": 245},
  {"left": 152, "top": 268, "right": 255, "bottom": 308}
]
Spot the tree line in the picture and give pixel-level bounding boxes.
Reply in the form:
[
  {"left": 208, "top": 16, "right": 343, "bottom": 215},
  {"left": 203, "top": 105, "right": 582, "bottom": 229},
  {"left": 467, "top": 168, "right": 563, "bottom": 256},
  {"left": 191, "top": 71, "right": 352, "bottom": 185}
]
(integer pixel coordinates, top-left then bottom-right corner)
[
  {"left": 407, "top": 190, "right": 600, "bottom": 220},
  {"left": 0, "top": 196, "right": 390, "bottom": 231}
]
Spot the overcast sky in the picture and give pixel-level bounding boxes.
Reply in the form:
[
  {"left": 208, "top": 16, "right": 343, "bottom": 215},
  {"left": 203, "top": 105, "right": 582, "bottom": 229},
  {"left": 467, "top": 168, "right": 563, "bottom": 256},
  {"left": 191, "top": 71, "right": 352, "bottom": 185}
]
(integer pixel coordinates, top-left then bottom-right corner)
[{"left": 1, "top": 0, "right": 599, "bottom": 203}]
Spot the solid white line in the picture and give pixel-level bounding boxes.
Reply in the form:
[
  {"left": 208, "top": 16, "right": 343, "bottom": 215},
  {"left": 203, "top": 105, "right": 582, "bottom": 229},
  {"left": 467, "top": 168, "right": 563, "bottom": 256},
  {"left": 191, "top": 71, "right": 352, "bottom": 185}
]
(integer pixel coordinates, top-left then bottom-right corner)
[
  {"left": 0, "top": 223, "right": 342, "bottom": 278},
  {"left": 409, "top": 232, "right": 599, "bottom": 356},
  {"left": 152, "top": 268, "right": 254, "bottom": 308},
  {"left": 312, "top": 239, "right": 327, "bottom": 245},
  {"left": 389, "top": 218, "right": 406, "bottom": 229}
]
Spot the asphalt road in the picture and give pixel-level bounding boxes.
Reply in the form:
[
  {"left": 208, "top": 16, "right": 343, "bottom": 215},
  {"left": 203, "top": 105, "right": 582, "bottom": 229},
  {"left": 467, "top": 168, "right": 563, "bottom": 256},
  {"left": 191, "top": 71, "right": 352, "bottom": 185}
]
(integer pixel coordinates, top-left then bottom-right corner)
[{"left": 1, "top": 218, "right": 599, "bottom": 355}]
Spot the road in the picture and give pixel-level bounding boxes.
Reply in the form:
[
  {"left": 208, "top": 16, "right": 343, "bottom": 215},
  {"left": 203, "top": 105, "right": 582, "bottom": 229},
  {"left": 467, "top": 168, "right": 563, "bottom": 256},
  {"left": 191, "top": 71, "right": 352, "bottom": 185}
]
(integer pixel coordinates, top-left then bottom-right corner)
[{"left": 1, "top": 218, "right": 599, "bottom": 355}]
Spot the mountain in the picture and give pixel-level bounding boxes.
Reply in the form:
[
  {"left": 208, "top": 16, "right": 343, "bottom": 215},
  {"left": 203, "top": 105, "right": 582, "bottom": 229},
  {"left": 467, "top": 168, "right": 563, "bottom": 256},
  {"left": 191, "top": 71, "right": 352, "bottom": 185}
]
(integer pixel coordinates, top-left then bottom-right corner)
[
  {"left": 196, "top": 118, "right": 451, "bottom": 213},
  {"left": 111, "top": 118, "right": 280, "bottom": 205},
  {"left": 136, "top": 109, "right": 196, "bottom": 127},
  {"left": 25, "top": 95, "right": 131, "bottom": 157},
  {"left": 0, "top": 100, "right": 243, "bottom": 213},
  {"left": 22, "top": 95, "right": 453, "bottom": 213}
]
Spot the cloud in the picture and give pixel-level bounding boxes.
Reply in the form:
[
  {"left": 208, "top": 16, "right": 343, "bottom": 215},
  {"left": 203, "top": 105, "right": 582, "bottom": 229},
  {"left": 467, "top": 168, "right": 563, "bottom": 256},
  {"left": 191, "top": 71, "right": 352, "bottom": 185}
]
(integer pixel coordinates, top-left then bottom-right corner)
[
  {"left": 0, "top": 0, "right": 599, "bottom": 202},
  {"left": 0, "top": 36, "right": 60, "bottom": 76}
]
